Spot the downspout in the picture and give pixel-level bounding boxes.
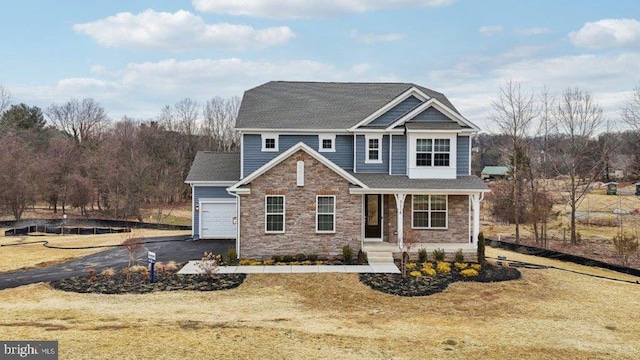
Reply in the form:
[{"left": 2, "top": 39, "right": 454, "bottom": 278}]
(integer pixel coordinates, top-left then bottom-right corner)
[{"left": 228, "top": 190, "right": 241, "bottom": 259}]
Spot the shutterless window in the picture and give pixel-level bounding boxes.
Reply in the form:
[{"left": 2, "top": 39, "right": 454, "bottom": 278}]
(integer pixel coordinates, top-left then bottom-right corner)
[
  {"left": 412, "top": 195, "right": 447, "bottom": 229},
  {"left": 322, "top": 139, "right": 333, "bottom": 150},
  {"left": 433, "top": 139, "right": 450, "bottom": 167},
  {"left": 368, "top": 138, "right": 380, "bottom": 161},
  {"left": 416, "top": 139, "right": 432, "bottom": 167},
  {"left": 316, "top": 196, "right": 335, "bottom": 232},
  {"left": 265, "top": 196, "right": 285, "bottom": 233},
  {"left": 264, "top": 138, "right": 276, "bottom": 149}
]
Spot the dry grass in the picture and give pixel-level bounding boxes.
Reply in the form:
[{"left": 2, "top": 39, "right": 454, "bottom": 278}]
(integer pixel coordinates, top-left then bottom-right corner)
[
  {"left": 0, "top": 229, "right": 189, "bottom": 273},
  {"left": 0, "top": 268, "right": 639, "bottom": 359}
]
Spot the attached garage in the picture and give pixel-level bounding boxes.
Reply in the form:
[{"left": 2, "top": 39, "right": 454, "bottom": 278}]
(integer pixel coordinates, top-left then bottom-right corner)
[{"left": 199, "top": 199, "right": 237, "bottom": 239}]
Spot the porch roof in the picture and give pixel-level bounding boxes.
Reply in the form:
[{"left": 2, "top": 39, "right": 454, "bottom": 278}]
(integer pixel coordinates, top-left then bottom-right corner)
[{"left": 347, "top": 172, "right": 489, "bottom": 193}]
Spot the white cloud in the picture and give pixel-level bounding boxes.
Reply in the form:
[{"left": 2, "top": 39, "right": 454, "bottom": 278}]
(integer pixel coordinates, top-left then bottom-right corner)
[
  {"left": 569, "top": 18, "right": 640, "bottom": 49},
  {"left": 73, "top": 9, "right": 294, "bottom": 50},
  {"left": 350, "top": 30, "right": 405, "bottom": 44},
  {"left": 513, "top": 27, "right": 551, "bottom": 36},
  {"left": 478, "top": 25, "right": 503, "bottom": 36},
  {"left": 192, "top": 0, "right": 456, "bottom": 19}
]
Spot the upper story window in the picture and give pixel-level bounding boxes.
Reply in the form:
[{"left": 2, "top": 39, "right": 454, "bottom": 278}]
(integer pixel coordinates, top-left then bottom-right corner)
[
  {"left": 365, "top": 135, "right": 382, "bottom": 164},
  {"left": 416, "top": 138, "right": 450, "bottom": 167},
  {"left": 261, "top": 134, "right": 279, "bottom": 152},
  {"left": 318, "top": 134, "right": 336, "bottom": 152}
]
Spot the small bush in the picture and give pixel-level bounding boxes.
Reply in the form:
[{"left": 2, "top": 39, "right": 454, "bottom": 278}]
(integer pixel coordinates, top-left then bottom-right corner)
[
  {"left": 165, "top": 261, "right": 179, "bottom": 271},
  {"left": 307, "top": 254, "right": 319, "bottom": 262},
  {"left": 100, "top": 268, "right": 115, "bottom": 277},
  {"left": 271, "top": 255, "right": 282, "bottom": 263},
  {"left": 357, "top": 249, "right": 367, "bottom": 264},
  {"left": 282, "top": 255, "right": 294, "bottom": 263},
  {"left": 290, "top": 261, "right": 300, "bottom": 266},
  {"left": 477, "top": 232, "right": 486, "bottom": 266},
  {"left": 342, "top": 245, "right": 354, "bottom": 264},
  {"left": 249, "top": 260, "right": 262, "bottom": 266},
  {"left": 436, "top": 262, "right": 451, "bottom": 274},
  {"left": 239, "top": 259, "right": 252, "bottom": 266},
  {"left": 433, "top": 248, "right": 445, "bottom": 262},
  {"left": 406, "top": 262, "right": 417, "bottom": 270},
  {"left": 276, "top": 262, "right": 286, "bottom": 266},
  {"left": 460, "top": 268, "right": 479, "bottom": 277},
  {"left": 418, "top": 248, "right": 428, "bottom": 263},
  {"left": 225, "top": 247, "right": 238, "bottom": 265},
  {"left": 315, "top": 260, "right": 325, "bottom": 265},
  {"left": 454, "top": 262, "right": 468, "bottom": 270},
  {"left": 409, "top": 270, "right": 422, "bottom": 277},
  {"left": 421, "top": 262, "right": 433, "bottom": 269},
  {"left": 302, "top": 260, "right": 313, "bottom": 265},
  {"left": 295, "top": 253, "right": 307, "bottom": 262},
  {"left": 471, "top": 263, "right": 482, "bottom": 271},
  {"left": 197, "top": 252, "right": 221, "bottom": 277},
  {"left": 454, "top": 249, "right": 465, "bottom": 263},
  {"left": 612, "top": 233, "right": 639, "bottom": 266},
  {"left": 263, "top": 259, "right": 275, "bottom": 265},
  {"left": 130, "top": 265, "right": 147, "bottom": 273},
  {"left": 422, "top": 267, "right": 436, "bottom": 277}
]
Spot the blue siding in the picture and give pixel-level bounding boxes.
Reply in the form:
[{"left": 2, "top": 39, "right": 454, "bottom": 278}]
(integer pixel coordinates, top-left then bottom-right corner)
[
  {"left": 409, "top": 107, "right": 452, "bottom": 122},
  {"left": 391, "top": 135, "right": 407, "bottom": 175},
  {"left": 355, "top": 135, "right": 389, "bottom": 173},
  {"left": 456, "top": 135, "right": 470, "bottom": 175},
  {"left": 243, "top": 134, "right": 353, "bottom": 175},
  {"left": 365, "top": 96, "right": 422, "bottom": 127},
  {"left": 193, "top": 186, "right": 233, "bottom": 237}
]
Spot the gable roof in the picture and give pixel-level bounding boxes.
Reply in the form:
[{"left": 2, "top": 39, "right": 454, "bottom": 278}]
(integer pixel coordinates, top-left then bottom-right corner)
[
  {"left": 185, "top": 152, "right": 240, "bottom": 183},
  {"left": 235, "top": 81, "right": 459, "bottom": 130},
  {"left": 228, "top": 142, "right": 368, "bottom": 191}
]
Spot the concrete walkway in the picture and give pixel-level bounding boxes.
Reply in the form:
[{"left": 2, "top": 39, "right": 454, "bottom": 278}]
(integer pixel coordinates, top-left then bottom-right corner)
[{"left": 178, "top": 262, "right": 400, "bottom": 274}]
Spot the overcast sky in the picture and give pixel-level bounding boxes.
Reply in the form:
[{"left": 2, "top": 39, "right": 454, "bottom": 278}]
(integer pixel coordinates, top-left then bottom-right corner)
[{"left": 1, "top": 0, "right": 639, "bottom": 131}]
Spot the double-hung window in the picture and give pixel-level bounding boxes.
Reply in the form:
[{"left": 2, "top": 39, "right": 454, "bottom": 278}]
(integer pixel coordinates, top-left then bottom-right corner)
[
  {"left": 265, "top": 195, "right": 285, "bottom": 233},
  {"left": 365, "top": 135, "right": 382, "bottom": 163},
  {"left": 316, "top": 196, "right": 335, "bottom": 233},
  {"left": 415, "top": 138, "right": 450, "bottom": 167},
  {"left": 412, "top": 195, "right": 447, "bottom": 229}
]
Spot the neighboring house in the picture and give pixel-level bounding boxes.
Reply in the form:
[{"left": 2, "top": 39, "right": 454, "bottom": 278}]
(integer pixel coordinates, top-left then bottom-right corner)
[
  {"left": 481, "top": 166, "right": 509, "bottom": 181},
  {"left": 186, "top": 81, "right": 489, "bottom": 258}
]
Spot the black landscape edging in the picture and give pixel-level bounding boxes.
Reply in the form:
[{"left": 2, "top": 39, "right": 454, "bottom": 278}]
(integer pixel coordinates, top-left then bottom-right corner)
[
  {"left": 487, "top": 238, "right": 640, "bottom": 277},
  {"left": 2, "top": 218, "right": 191, "bottom": 236}
]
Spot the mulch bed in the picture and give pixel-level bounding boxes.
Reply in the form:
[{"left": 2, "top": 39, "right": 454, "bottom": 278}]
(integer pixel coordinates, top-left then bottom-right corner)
[
  {"left": 50, "top": 268, "right": 245, "bottom": 295},
  {"left": 360, "top": 264, "right": 521, "bottom": 297}
]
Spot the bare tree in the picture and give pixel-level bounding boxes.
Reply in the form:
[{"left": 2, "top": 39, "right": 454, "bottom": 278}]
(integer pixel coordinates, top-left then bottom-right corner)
[
  {"left": 0, "top": 85, "right": 11, "bottom": 115},
  {"left": 0, "top": 132, "right": 40, "bottom": 219},
  {"left": 621, "top": 84, "right": 640, "bottom": 131},
  {"left": 46, "top": 98, "right": 108, "bottom": 145},
  {"left": 489, "top": 80, "right": 539, "bottom": 244},
  {"left": 202, "top": 96, "right": 240, "bottom": 152},
  {"left": 551, "top": 88, "right": 604, "bottom": 244}
]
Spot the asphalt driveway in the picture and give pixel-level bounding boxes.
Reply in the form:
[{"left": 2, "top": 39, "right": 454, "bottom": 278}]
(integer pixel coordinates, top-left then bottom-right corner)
[{"left": 0, "top": 236, "right": 235, "bottom": 290}]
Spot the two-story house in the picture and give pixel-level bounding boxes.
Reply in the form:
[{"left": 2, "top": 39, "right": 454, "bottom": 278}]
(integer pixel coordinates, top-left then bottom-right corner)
[{"left": 185, "top": 81, "right": 489, "bottom": 259}]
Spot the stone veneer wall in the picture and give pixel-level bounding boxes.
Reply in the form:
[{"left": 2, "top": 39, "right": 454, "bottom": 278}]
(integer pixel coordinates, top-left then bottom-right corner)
[
  {"left": 386, "top": 194, "right": 469, "bottom": 244},
  {"left": 239, "top": 150, "right": 362, "bottom": 259}
]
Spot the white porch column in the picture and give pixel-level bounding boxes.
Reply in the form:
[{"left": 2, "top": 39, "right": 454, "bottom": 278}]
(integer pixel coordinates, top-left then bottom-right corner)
[
  {"left": 471, "top": 193, "right": 480, "bottom": 244},
  {"left": 394, "top": 193, "right": 407, "bottom": 250}
]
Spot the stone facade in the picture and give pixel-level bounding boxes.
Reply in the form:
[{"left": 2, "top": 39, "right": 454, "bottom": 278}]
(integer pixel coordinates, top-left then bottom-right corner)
[{"left": 239, "top": 150, "right": 361, "bottom": 258}]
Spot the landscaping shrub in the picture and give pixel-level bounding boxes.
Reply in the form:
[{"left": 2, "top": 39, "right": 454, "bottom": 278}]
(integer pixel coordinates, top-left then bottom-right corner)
[
  {"left": 165, "top": 261, "right": 179, "bottom": 271},
  {"left": 436, "top": 262, "right": 451, "bottom": 274},
  {"left": 454, "top": 262, "right": 468, "bottom": 270},
  {"left": 239, "top": 259, "right": 252, "bottom": 266},
  {"left": 421, "top": 267, "right": 436, "bottom": 276},
  {"left": 460, "top": 268, "right": 479, "bottom": 277},
  {"left": 406, "top": 262, "right": 417, "bottom": 270},
  {"left": 471, "top": 263, "right": 482, "bottom": 271},
  {"left": 342, "top": 245, "right": 354, "bottom": 264},
  {"left": 295, "top": 253, "right": 307, "bottom": 262},
  {"left": 307, "top": 254, "right": 319, "bottom": 262},
  {"left": 454, "top": 249, "right": 465, "bottom": 263},
  {"left": 409, "top": 271, "right": 422, "bottom": 278},
  {"left": 477, "top": 232, "right": 486, "bottom": 266},
  {"left": 612, "top": 233, "right": 639, "bottom": 266},
  {"left": 357, "top": 249, "right": 367, "bottom": 264},
  {"left": 418, "top": 248, "right": 428, "bottom": 263},
  {"left": 100, "top": 268, "right": 116, "bottom": 277},
  {"left": 225, "top": 247, "right": 238, "bottom": 265},
  {"left": 271, "top": 255, "right": 282, "bottom": 263},
  {"left": 433, "top": 248, "right": 445, "bottom": 262},
  {"left": 282, "top": 255, "right": 294, "bottom": 263},
  {"left": 421, "top": 262, "right": 433, "bottom": 269},
  {"left": 263, "top": 259, "right": 275, "bottom": 265},
  {"left": 197, "top": 252, "right": 221, "bottom": 277}
]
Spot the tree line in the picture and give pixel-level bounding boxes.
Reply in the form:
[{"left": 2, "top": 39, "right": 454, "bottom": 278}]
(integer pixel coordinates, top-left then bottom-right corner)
[
  {"left": 0, "top": 85, "right": 240, "bottom": 221},
  {"left": 480, "top": 81, "right": 640, "bottom": 247}
]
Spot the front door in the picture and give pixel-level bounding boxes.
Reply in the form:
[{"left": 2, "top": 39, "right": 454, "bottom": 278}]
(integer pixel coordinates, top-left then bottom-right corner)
[{"left": 365, "top": 194, "right": 382, "bottom": 239}]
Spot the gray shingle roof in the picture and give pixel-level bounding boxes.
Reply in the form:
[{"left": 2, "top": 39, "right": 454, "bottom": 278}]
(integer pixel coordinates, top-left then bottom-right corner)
[
  {"left": 185, "top": 152, "right": 240, "bottom": 182},
  {"left": 404, "top": 122, "right": 471, "bottom": 130},
  {"left": 348, "top": 172, "right": 489, "bottom": 191},
  {"left": 235, "top": 81, "right": 459, "bottom": 130}
]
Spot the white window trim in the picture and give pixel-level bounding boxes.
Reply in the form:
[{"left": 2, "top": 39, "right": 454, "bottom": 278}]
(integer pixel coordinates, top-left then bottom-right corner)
[
  {"left": 316, "top": 195, "right": 336, "bottom": 233},
  {"left": 411, "top": 195, "right": 448, "bottom": 229},
  {"left": 365, "top": 134, "right": 383, "bottom": 164},
  {"left": 265, "top": 195, "right": 285, "bottom": 234},
  {"left": 261, "top": 133, "right": 279, "bottom": 152},
  {"left": 415, "top": 137, "right": 451, "bottom": 167},
  {"left": 318, "top": 134, "right": 336, "bottom": 152}
]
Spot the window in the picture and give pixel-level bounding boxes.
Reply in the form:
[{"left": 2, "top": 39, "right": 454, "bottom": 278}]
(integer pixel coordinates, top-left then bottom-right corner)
[
  {"left": 261, "top": 134, "right": 279, "bottom": 152},
  {"left": 412, "top": 195, "right": 447, "bottom": 229},
  {"left": 265, "top": 195, "right": 285, "bottom": 233},
  {"left": 416, "top": 138, "right": 450, "bottom": 167},
  {"left": 316, "top": 196, "right": 335, "bottom": 233},
  {"left": 365, "top": 135, "right": 382, "bottom": 163},
  {"left": 318, "top": 134, "right": 336, "bottom": 152}
]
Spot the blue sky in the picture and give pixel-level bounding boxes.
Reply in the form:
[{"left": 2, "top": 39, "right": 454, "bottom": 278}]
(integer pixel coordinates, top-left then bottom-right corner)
[{"left": 1, "top": 0, "right": 639, "bottom": 131}]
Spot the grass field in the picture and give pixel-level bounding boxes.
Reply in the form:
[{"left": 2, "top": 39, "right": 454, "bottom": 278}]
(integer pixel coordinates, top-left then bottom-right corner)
[
  {"left": 0, "top": 229, "right": 190, "bottom": 273},
  {"left": 1, "top": 249, "right": 639, "bottom": 359}
]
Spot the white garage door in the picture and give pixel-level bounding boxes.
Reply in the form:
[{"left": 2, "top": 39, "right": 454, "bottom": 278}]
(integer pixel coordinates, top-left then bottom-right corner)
[{"left": 200, "top": 200, "right": 237, "bottom": 239}]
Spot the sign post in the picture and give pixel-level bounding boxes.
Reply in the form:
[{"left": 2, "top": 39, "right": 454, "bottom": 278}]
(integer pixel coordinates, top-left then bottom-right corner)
[{"left": 148, "top": 251, "right": 156, "bottom": 283}]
